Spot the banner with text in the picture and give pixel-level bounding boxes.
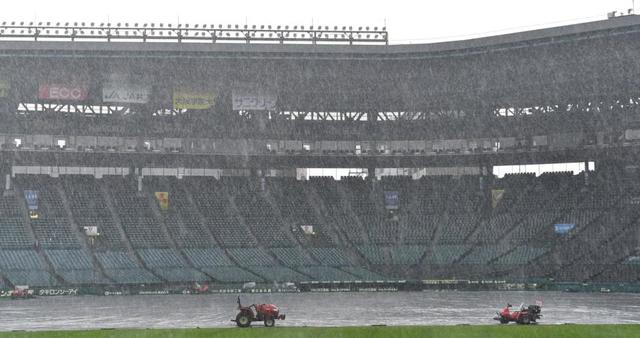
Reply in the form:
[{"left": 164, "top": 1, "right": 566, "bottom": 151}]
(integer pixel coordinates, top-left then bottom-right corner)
[
  {"left": 103, "top": 83, "right": 151, "bottom": 104},
  {"left": 384, "top": 191, "right": 400, "bottom": 210},
  {"left": 491, "top": 189, "right": 505, "bottom": 209},
  {"left": 300, "top": 225, "right": 315, "bottom": 235},
  {"left": 554, "top": 223, "right": 575, "bottom": 234},
  {"left": 232, "top": 88, "right": 277, "bottom": 111},
  {"left": 0, "top": 79, "right": 9, "bottom": 98},
  {"left": 38, "top": 83, "right": 89, "bottom": 101},
  {"left": 155, "top": 192, "right": 169, "bottom": 210},
  {"left": 23, "top": 190, "right": 39, "bottom": 211},
  {"left": 173, "top": 89, "right": 215, "bottom": 110}
]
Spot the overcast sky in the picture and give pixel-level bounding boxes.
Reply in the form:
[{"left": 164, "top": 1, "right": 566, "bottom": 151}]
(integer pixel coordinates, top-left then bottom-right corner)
[{"left": 1, "top": 0, "right": 636, "bottom": 43}]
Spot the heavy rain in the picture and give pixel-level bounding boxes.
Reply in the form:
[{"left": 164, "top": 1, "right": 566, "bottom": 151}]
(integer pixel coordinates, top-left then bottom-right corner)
[{"left": 0, "top": 1, "right": 639, "bottom": 336}]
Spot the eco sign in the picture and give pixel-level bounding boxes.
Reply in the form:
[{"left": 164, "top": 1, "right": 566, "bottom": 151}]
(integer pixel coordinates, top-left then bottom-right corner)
[{"left": 39, "top": 84, "right": 88, "bottom": 101}]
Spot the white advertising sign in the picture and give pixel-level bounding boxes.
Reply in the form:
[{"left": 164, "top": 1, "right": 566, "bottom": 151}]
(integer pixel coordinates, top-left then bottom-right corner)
[
  {"left": 103, "top": 84, "right": 151, "bottom": 104},
  {"left": 232, "top": 88, "right": 277, "bottom": 111}
]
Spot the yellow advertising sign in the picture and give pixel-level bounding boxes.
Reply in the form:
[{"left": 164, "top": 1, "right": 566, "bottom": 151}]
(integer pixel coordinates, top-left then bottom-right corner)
[
  {"left": 0, "top": 79, "right": 10, "bottom": 98},
  {"left": 491, "top": 189, "right": 505, "bottom": 209},
  {"left": 173, "top": 89, "right": 215, "bottom": 109},
  {"left": 154, "top": 192, "right": 169, "bottom": 211}
]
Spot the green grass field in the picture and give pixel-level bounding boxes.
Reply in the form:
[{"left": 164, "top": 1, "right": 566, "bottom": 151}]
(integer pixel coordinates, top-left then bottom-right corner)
[{"left": 1, "top": 325, "right": 639, "bottom": 338}]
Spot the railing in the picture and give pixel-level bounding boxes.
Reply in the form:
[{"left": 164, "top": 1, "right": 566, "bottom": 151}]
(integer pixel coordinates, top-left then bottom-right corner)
[{"left": 0, "top": 21, "right": 388, "bottom": 45}]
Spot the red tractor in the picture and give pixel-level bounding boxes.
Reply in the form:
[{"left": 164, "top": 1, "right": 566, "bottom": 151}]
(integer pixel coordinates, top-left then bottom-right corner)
[
  {"left": 232, "top": 296, "right": 286, "bottom": 327},
  {"left": 494, "top": 303, "right": 542, "bottom": 324}
]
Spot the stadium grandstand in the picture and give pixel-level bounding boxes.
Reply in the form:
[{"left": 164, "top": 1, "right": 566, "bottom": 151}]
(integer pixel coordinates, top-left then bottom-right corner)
[{"left": 0, "top": 15, "right": 639, "bottom": 291}]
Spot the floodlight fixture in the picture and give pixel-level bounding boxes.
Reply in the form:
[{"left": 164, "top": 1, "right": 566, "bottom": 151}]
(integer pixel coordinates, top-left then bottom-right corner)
[{"left": 0, "top": 20, "right": 387, "bottom": 44}]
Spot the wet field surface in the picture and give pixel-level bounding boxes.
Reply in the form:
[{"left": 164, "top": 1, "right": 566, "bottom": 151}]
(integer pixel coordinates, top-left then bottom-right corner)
[{"left": 2, "top": 291, "right": 640, "bottom": 331}]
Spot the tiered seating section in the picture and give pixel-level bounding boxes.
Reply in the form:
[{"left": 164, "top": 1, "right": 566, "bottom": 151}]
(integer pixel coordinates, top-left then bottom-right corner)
[{"left": 0, "top": 171, "right": 638, "bottom": 287}]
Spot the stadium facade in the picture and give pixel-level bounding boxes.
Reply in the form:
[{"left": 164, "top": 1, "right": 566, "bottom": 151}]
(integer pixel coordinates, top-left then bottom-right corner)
[{"left": 0, "top": 16, "right": 639, "bottom": 292}]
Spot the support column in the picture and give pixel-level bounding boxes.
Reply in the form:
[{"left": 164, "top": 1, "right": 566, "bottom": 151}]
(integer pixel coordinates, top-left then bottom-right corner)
[
  {"left": 367, "top": 167, "right": 376, "bottom": 180},
  {"left": 251, "top": 168, "right": 266, "bottom": 192},
  {"left": 1, "top": 152, "right": 14, "bottom": 196},
  {"left": 584, "top": 160, "right": 590, "bottom": 186}
]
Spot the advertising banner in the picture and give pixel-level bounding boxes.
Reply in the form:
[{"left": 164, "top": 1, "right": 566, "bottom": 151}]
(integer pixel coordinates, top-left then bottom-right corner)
[
  {"left": 232, "top": 88, "right": 277, "bottom": 111},
  {"left": 300, "top": 225, "right": 315, "bottom": 235},
  {"left": 83, "top": 226, "right": 100, "bottom": 236},
  {"left": 491, "top": 189, "right": 505, "bottom": 209},
  {"left": 0, "top": 79, "right": 9, "bottom": 98},
  {"left": 38, "top": 83, "right": 89, "bottom": 101},
  {"left": 155, "top": 192, "right": 169, "bottom": 210},
  {"left": 103, "top": 83, "right": 151, "bottom": 104},
  {"left": 554, "top": 223, "right": 575, "bottom": 234},
  {"left": 173, "top": 89, "right": 215, "bottom": 109},
  {"left": 37, "top": 288, "right": 78, "bottom": 296},
  {"left": 384, "top": 191, "right": 400, "bottom": 210},
  {"left": 23, "top": 190, "right": 38, "bottom": 211}
]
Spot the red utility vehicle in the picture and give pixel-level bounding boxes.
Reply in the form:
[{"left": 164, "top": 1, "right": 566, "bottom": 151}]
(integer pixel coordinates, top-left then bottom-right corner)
[
  {"left": 10, "top": 286, "right": 34, "bottom": 299},
  {"left": 494, "top": 303, "right": 542, "bottom": 324},
  {"left": 232, "top": 296, "right": 286, "bottom": 327}
]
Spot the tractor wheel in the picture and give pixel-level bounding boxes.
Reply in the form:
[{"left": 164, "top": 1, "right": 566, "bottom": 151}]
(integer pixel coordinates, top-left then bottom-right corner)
[
  {"left": 236, "top": 312, "right": 252, "bottom": 328},
  {"left": 264, "top": 316, "right": 275, "bottom": 327},
  {"left": 521, "top": 316, "right": 531, "bottom": 325},
  {"left": 499, "top": 317, "right": 509, "bottom": 324}
]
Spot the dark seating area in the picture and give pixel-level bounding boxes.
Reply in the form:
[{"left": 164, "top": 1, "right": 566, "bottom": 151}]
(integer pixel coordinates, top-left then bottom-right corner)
[{"left": 0, "top": 170, "right": 638, "bottom": 287}]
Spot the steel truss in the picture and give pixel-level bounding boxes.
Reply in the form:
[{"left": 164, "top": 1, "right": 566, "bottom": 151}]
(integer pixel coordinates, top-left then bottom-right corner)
[
  {"left": 17, "top": 102, "right": 129, "bottom": 115},
  {"left": 493, "top": 97, "right": 640, "bottom": 117}
]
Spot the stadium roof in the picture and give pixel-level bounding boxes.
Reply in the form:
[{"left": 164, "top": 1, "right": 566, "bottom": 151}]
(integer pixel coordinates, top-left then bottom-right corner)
[{"left": 0, "top": 15, "right": 638, "bottom": 58}]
